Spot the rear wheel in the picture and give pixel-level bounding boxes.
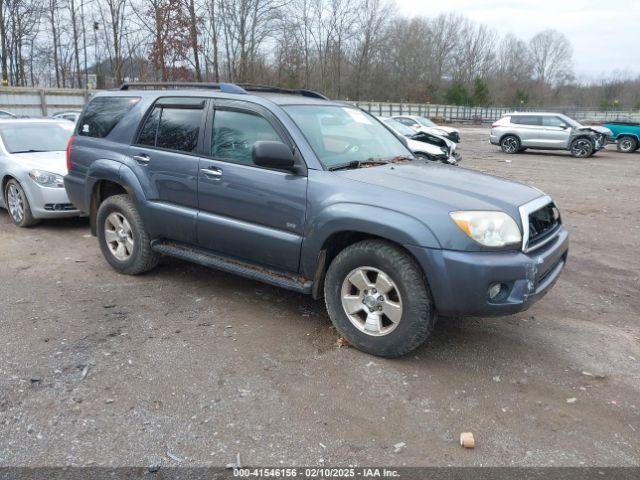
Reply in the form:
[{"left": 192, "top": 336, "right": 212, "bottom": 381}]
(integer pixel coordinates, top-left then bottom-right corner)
[
  {"left": 570, "top": 138, "right": 594, "bottom": 158},
  {"left": 617, "top": 136, "right": 638, "bottom": 153},
  {"left": 4, "top": 179, "right": 38, "bottom": 227},
  {"left": 324, "top": 239, "right": 436, "bottom": 358},
  {"left": 500, "top": 135, "right": 520, "bottom": 154},
  {"left": 96, "top": 194, "right": 159, "bottom": 275}
]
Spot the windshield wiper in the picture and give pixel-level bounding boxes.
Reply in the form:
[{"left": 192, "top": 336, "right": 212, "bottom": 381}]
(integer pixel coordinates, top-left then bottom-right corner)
[
  {"left": 11, "top": 149, "right": 47, "bottom": 154},
  {"left": 328, "top": 159, "right": 391, "bottom": 171}
]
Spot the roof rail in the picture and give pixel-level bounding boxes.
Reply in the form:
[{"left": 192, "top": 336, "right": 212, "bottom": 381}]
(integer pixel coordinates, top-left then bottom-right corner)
[
  {"left": 118, "top": 82, "right": 247, "bottom": 94},
  {"left": 237, "top": 84, "right": 329, "bottom": 100}
]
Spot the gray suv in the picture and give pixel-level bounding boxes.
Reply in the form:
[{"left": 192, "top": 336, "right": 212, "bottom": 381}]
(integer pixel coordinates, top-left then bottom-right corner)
[
  {"left": 490, "top": 112, "right": 611, "bottom": 158},
  {"left": 64, "top": 83, "right": 568, "bottom": 357}
]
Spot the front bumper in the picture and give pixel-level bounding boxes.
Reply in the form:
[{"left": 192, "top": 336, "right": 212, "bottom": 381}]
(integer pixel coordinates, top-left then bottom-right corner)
[
  {"left": 23, "top": 180, "right": 80, "bottom": 219},
  {"left": 407, "top": 227, "right": 569, "bottom": 317}
]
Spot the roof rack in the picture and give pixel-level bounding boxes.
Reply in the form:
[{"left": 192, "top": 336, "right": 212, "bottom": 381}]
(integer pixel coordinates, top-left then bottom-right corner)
[
  {"left": 118, "top": 81, "right": 329, "bottom": 100},
  {"left": 236, "top": 84, "right": 328, "bottom": 100},
  {"left": 119, "top": 82, "right": 247, "bottom": 94}
]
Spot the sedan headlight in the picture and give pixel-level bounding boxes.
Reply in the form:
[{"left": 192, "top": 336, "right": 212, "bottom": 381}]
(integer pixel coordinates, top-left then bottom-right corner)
[
  {"left": 450, "top": 211, "right": 521, "bottom": 247},
  {"left": 29, "top": 170, "right": 65, "bottom": 188}
]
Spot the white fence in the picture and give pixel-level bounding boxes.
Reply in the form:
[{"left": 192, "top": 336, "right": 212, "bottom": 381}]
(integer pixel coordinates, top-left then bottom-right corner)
[
  {"left": 1, "top": 87, "right": 639, "bottom": 124},
  {"left": 353, "top": 102, "right": 640, "bottom": 124},
  {"left": 0, "top": 87, "right": 90, "bottom": 117}
]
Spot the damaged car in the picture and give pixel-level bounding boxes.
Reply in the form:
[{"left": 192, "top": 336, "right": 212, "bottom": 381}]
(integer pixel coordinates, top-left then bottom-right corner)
[
  {"left": 379, "top": 117, "right": 461, "bottom": 165},
  {"left": 491, "top": 112, "right": 611, "bottom": 158},
  {"left": 392, "top": 115, "right": 460, "bottom": 143}
]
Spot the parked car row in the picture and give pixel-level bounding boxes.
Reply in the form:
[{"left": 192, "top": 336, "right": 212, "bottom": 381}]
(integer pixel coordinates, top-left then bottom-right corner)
[{"left": 0, "top": 82, "right": 569, "bottom": 358}]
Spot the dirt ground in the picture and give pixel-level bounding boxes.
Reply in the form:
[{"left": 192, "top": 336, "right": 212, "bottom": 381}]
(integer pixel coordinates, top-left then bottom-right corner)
[{"left": 0, "top": 127, "right": 639, "bottom": 468}]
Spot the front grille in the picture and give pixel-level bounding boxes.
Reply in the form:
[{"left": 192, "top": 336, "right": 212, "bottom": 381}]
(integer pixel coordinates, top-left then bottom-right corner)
[
  {"left": 528, "top": 202, "right": 560, "bottom": 250},
  {"left": 44, "top": 203, "right": 76, "bottom": 211}
]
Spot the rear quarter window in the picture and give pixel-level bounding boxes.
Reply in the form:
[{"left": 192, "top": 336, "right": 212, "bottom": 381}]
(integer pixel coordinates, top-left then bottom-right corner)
[{"left": 78, "top": 96, "right": 140, "bottom": 138}]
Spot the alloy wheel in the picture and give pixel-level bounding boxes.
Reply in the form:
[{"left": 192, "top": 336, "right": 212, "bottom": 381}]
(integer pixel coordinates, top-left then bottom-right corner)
[
  {"left": 619, "top": 139, "right": 633, "bottom": 152},
  {"left": 502, "top": 137, "right": 518, "bottom": 153},
  {"left": 572, "top": 139, "right": 593, "bottom": 158},
  {"left": 6, "top": 184, "right": 24, "bottom": 223},
  {"left": 104, "top": 212, "right": 134, "bottom": 261},
  {"left": 340, "top": 266, "right": 403, "bottom": 336}
]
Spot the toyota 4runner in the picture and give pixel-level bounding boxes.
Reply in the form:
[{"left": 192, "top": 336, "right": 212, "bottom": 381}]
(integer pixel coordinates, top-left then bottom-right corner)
[{"left": 64, "top": 83, "right": 569, "bottom": 357}]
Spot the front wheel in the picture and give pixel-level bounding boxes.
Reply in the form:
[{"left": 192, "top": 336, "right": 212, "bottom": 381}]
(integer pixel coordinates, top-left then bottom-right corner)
[
  {"left": 324, "top": 239, "right": 436, "bottom": 357},
  {"left": 617, "top": 136, "right": 638, "bottom": 153},
  {"left": 570, "top": 138, "right": 594, "bottom": 158},
  {"left": 96, "top": 194, "right": 159, "bottom": 275},
  {"left": 4, "top": 179, "right": 39, "bottom": 227}
]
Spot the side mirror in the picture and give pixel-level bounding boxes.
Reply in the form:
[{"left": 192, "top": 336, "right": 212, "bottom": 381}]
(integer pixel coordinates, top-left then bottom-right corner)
[{"left": 252, "top": 141, "right": 296, "bottom": 171}]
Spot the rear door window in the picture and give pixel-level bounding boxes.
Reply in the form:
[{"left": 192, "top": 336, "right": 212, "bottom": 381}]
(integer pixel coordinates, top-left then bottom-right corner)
[
  {"left": 135, "top": 97, "right": 205, "bottom": 153},
  {"left": 78, "top": 96, "right": 140, "bottom": 138},
  {"left": 512, "top": 116, "right": 542, "bottom": 126}
]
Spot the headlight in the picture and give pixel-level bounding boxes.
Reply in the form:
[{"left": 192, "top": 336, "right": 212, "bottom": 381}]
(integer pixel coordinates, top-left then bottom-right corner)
[
  {"left": 450, "top": 211, "right": 522, "bottom": 247},
  {"left": 29, "top": 170, "right": 65, "bottom": 188}
]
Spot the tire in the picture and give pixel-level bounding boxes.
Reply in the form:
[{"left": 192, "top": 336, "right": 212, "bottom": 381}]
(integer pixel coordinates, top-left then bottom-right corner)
[
  {"left": 500, "top": 135, "right": 520, "bottom": 154},
  {"left": 96, "top": 194, "right": 159, "bottom": 275},
  {"left": 4, "top": 179, "right": 39, "bottom": 227},
  {"left": 570, "top": 137, "right": 594, "bottom": 158},
  {"left": 324, "top": 239, "right": 436, "bottom": 358},
  {"left": 617, "top": 136, "right": 638, "bottom": 153}
]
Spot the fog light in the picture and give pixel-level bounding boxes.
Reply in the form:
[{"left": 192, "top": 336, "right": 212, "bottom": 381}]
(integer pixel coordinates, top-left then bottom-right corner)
[{"left": 488, "top": 282, "right": 503, "bottom": 300}]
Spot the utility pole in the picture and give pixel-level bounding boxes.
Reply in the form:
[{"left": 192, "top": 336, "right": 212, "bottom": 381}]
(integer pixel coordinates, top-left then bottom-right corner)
[{"left": 80, "top": 0, "right": 89, "bottom": 89}]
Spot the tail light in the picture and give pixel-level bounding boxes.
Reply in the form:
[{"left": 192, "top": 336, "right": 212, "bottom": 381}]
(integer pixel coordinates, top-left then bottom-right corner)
[
  {"left": 491, "top": 123, "right": 498, "bottom": 128},
  {"left": 66, "top": 135, "right": 74, "bottom": 173}
]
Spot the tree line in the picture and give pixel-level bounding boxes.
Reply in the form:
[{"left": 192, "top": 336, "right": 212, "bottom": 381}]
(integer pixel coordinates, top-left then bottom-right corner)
[{"left": 1, "top": 0, "right": 639, "bottom": 109}]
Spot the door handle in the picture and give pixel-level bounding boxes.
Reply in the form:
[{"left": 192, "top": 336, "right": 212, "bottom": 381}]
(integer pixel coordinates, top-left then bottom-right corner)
[
  {"left": 201, "top": 167, "right": 222, "bottom": 178},
  {"left": 133, "top": 154, "right": 151, "bottom": 165}
]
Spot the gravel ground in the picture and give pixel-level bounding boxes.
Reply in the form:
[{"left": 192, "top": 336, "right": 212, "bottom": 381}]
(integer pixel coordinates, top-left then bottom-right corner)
[{"left": 0, "top": 127, "right": 639, "bottom": 467}]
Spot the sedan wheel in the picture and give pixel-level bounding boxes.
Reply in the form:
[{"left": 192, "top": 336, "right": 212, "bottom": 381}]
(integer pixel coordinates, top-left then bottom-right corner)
[
  {"left": 340, "top": 266, "right": 403, "bottom": 336},
  {"left": 7, "top": 184, "right": 24, "bottom": 223},
  {"left": 4, "top": 179, "right": 38, "bottom": 227},
  {"left": 104, "top": 212, "right": 135, "bottom": 261}
]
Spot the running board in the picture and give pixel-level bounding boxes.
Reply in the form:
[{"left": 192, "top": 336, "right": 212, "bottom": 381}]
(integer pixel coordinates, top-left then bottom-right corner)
[{"left": 151, "top": 241, "right": 313, "bottom": 294}]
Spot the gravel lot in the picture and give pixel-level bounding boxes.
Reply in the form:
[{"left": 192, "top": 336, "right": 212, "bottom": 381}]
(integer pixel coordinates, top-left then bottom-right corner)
[{"left": 1, "top": 127, "right": 639, "bottom": 467}]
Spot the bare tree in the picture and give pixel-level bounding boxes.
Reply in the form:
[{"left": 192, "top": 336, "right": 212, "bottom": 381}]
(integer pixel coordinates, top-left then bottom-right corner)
[{"left": 529, "top": 29, "right": 573, "bottom": 86}]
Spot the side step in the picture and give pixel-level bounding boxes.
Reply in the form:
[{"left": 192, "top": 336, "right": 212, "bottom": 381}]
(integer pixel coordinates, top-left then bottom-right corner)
[{"left": 151, "top": 241, "right": 313, "bottom": 294}]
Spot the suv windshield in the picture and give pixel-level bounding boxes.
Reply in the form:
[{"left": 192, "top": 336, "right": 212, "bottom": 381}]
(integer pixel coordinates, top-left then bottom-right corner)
[
  {"left": 283, "top": 105, "right": 411, "bottom": 169},
  {"left": 0, "top": 123, "right": 73, "bottom": 154}
]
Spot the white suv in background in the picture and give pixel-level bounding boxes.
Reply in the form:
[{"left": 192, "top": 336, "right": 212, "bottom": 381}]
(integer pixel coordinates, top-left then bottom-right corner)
[{"left": 490, "top": 112, "right": 612, "bottom": 158}]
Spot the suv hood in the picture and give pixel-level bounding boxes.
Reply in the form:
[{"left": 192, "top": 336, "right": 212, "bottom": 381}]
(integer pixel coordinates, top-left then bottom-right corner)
[
  {"left": 11, "top": 151, "right": 67, "bottom": 176},
  {"left": 579, "top": 125, "right": 613, "bottom": 136},
  {"left": 337, "top": 161, "right": 542, "bottom": 216}
]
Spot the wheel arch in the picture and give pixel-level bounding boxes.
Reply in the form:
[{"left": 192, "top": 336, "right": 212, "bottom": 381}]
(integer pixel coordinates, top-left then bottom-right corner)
[
  {"left": 302, "top": 205, "right": 441, "bottom": 299},
  {"left": 499, "top": 132, "right": 521, "bottom": 144}
]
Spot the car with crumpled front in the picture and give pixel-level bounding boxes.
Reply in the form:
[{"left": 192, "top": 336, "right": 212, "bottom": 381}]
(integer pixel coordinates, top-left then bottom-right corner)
[{"left": 491, "top": 112, "right": 611, "bottom": 158}]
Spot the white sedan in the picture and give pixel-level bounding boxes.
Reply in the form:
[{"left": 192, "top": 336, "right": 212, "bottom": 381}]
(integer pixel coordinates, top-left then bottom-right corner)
[
  {"left": 0, "top": 119, "right": 80, "bottom": 227},
  {"left": 391, "top": 115, "right": 460, "bottom": 143}
]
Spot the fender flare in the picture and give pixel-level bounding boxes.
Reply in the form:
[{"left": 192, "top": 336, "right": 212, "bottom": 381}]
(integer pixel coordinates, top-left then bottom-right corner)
[{"left": 300, "top": 202, "right": 441, "bottom": 277}]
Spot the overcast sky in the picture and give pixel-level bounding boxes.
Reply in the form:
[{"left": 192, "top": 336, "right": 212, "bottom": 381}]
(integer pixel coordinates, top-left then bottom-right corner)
[{"left": 394, "top": 0, "right": 640, "bottom": 81}]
